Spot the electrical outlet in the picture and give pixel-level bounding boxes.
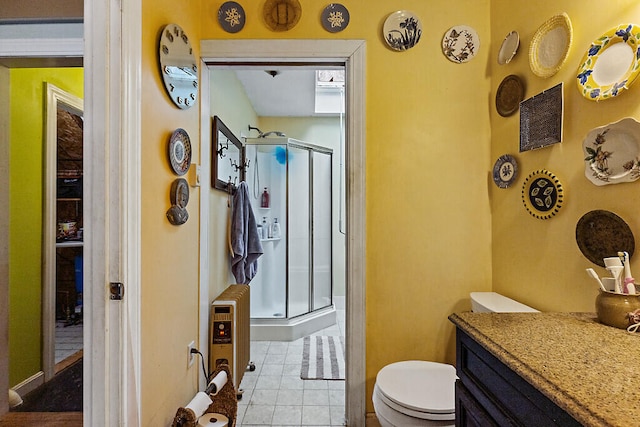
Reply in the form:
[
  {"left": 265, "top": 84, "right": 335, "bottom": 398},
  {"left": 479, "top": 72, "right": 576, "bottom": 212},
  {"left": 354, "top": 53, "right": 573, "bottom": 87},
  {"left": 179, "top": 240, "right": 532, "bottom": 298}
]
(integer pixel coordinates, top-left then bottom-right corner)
[{"left": 187, "top": 341, "right": 196, "bottom": 368}]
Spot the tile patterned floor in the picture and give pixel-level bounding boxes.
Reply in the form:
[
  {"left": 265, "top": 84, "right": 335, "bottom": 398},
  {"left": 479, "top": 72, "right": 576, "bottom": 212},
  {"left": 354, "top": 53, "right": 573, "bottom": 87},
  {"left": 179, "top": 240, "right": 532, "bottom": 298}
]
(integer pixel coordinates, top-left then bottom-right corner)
[
  {"left": 237, "top": 309, "right": 346, "bottom": 426},
  {"left": 55, "top": 321, "right": 83, "bottom": 364}
]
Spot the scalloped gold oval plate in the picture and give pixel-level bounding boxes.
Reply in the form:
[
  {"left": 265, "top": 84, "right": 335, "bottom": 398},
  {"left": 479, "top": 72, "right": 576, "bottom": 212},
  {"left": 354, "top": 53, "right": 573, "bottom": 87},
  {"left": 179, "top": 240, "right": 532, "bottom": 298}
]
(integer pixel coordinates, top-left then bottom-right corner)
[
  {"left": 521, "top": 170, "right": 564, "bottom": 219},
  {"left": 529, "top": 13, "right": 573, "bottom": 78}
]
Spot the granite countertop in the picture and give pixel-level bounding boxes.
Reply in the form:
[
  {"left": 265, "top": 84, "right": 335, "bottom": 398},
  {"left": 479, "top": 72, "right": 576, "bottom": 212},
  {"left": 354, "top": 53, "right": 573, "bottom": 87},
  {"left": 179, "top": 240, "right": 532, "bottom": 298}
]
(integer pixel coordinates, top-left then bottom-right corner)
[{"left": 449, "top": 311, "right": 640, "bottom": 427}]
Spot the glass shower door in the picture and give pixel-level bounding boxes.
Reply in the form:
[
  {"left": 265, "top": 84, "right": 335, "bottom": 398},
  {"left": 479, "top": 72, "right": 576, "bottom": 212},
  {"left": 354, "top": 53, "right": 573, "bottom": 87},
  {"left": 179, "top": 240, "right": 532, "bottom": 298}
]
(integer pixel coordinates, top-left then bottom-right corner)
[
  {"left": 288, "top": 145, "right": 310, "bottom": 317},
  {"left": 313, "top": 150, "right": 332, "bottom": 310}
]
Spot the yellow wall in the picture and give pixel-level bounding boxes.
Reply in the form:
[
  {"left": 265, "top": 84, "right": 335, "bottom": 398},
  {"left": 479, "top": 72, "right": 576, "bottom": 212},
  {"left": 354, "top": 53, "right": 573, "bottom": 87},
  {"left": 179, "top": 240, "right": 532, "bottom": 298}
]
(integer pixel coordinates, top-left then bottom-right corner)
[
  {"left": 490, "top": 1, "right": 640, "bottom": 312},
  {"left": 140, "top": 3, "right": 202, "bottom": 425},
  {"left": 200, "top": 0, "right": 492, "bottom": 415},
  {"left": 8, "top": 68, "right": 83, "bottom": 387},
  {"left": 141, "top": 0, "right": 640, "bottom": 422}
]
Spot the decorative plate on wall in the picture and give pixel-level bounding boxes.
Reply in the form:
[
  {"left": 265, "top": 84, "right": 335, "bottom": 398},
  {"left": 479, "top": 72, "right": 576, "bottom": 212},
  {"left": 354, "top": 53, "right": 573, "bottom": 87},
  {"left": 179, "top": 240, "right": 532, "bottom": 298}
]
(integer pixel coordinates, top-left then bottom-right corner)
[
  {"left": 496, "top": 74, "right": 525, "bottom": 117},
  {"left": 218, "top": 1, "right": 246, "bottom": 33},
  {"left": 529, "top": 13, "right": 573, "bottom": 78},
  {"left": 576, "top": 210, "right": 635, "bottom": 267},
  {"left": 442, "top": 25, "right": 480, "bottom": 63},
  {"left": 582, "top": 117, "right": 640, "bottom": 186},
  {"left": 383, "top": 10, "right": 422, "bottom": 51},
  {"left": 492, "top": 154, "right": 518, "bottom": 188},
  {"left": 519, "top": 83, "right": 563, "bottom": 152},
  {"left": 263, "top": 0, "right": 302, "bottom": 32},
  {"left": 158, "top": 24, "right": 198, "bottom": 109},
  {"left": 521, "top": 169, "right": 564, "bottom": 219},
  {"left": 321, "top": 3, "right": 350, "bottom": 33},
  {"left": 498, "top": 30, "right": 520, "bottom": 65},
  {"left": 168, "top": 128, "right": 192, "bottom": 176},
  {"left": 576, "top": 24, "right": 640, "bottom": 101}
]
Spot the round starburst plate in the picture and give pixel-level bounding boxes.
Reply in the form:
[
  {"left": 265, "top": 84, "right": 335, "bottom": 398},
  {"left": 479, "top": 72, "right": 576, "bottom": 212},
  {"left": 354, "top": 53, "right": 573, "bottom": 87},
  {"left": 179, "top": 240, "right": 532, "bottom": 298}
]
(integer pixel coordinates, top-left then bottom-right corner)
[
  {"left": 321, "top": 4, "right": 349, "bottom": 33},
  {"left": 218, "top": 2, "right": 246, "bottom": 33}
]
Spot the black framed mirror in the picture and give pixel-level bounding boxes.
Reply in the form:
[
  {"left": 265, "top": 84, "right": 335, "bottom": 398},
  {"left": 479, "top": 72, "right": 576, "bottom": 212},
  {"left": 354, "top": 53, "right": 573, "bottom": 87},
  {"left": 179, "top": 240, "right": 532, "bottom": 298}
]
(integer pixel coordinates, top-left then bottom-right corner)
[{"left": 212, "top": 115, "right": 245, "bottom": 192}]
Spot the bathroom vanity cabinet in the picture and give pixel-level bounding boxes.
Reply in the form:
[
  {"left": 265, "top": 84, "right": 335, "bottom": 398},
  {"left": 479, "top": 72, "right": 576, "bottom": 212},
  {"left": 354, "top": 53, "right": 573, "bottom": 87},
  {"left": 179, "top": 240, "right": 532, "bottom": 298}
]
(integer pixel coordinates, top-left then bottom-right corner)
[{"left": 449, "top": 312, "right": 640, "bottom": 427}]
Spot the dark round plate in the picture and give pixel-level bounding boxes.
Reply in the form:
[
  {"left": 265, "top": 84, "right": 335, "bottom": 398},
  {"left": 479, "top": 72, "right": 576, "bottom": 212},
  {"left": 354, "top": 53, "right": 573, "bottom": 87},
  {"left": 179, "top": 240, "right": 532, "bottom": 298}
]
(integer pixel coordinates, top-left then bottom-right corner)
[
  {"left": 168, "top": 128, "right": 192, "bottom": 176},
  {"left": 496, "top": 74, "right": 525, "bottom": 117},
  {"left": 321, "top": 4, "right": 350, "bottom": 33},
  {"left": 218, "top": 1, "right": 246, "bottom": 33},
  {"left": 576, "top": 210, "right": 635, "bottom": 267}
]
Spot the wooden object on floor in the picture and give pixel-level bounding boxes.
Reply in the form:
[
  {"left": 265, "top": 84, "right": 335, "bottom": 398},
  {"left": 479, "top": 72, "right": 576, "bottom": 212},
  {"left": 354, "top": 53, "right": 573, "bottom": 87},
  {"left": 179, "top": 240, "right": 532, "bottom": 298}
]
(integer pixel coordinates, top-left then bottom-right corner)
[{"left": 0, "top": 412, "right": 82, "bottom": 427}]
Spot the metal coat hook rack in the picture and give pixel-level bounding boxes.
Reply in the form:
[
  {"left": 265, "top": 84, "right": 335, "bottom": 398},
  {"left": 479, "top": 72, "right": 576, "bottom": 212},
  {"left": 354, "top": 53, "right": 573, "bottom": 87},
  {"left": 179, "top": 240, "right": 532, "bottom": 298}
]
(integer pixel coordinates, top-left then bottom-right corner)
[
  {"left": 230, "top": 158, "right": 250, "bottom": 174},
  {"left": 217, "top": 139, "right": 229, "bottom": 158}
]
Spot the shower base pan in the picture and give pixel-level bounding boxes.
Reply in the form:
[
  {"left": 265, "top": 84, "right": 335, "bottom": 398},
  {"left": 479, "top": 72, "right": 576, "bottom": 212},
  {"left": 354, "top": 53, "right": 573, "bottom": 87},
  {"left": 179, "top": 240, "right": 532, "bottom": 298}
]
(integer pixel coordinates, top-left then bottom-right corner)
[{"left": 250, "top": 306, "right": 337, "bottom": 341}]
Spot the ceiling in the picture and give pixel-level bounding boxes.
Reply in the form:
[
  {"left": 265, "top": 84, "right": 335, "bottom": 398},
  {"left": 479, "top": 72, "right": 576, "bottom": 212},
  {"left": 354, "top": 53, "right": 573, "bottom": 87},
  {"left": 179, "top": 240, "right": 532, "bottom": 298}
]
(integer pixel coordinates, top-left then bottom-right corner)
[{"left": 234, "top": 68, "right": 343, "bottom": 117}]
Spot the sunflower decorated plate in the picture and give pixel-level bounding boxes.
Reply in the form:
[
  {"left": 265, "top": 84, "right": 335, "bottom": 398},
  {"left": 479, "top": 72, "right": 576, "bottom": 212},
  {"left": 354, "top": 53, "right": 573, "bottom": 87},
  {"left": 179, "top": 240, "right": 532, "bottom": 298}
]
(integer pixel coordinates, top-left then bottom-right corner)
[{"left": 576, "top": 24, "right": 640, "bottom": 101}]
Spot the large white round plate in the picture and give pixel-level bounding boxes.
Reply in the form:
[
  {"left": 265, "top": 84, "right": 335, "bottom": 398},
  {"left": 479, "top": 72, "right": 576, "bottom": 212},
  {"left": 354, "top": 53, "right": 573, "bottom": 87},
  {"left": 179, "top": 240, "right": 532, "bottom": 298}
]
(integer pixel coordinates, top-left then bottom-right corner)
[
  {"left": 529, "top": 13, "right": 573, "bottom": 78},
  {"left": 498, "top": 30, "right": 520, "bottom": 65},
  {"left": 582, "top": 117, "right": 640, "bottom": 186},
  {"left": 492, "top": 154, "right": 518, "bottom": 188},
  {"left": 168, "top": 128, "right": 192, "bottom": 176},
  {"left": 442, "top": 25, "right": 480, "bottom": 63},
  {"left": 383, "top": 10, "right": 422, "bottom": 51},
  {"left": 576, "top": 24, "right": 640, "bottom": 101}
]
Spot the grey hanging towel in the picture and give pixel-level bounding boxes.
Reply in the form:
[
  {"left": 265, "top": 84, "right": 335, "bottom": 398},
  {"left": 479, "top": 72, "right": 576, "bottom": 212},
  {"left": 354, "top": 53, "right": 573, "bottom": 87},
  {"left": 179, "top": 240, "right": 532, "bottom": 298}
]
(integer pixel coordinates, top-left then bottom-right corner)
[{"left": 230, "top": 181, "right": 263, "bottom": 283}]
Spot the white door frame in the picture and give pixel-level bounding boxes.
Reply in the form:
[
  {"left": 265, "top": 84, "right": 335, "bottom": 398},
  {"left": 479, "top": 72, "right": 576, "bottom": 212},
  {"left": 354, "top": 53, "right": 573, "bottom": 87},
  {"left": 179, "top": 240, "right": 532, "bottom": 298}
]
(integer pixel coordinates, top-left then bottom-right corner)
[
  {"left": 42, "top": 83, "right": 84, "bottom": 382},
  {"left": 199, "top": 39, "right": 367, "bottom": 426},
  {"left": 84, "top": 0, "right": 141, "bottom": 424}
]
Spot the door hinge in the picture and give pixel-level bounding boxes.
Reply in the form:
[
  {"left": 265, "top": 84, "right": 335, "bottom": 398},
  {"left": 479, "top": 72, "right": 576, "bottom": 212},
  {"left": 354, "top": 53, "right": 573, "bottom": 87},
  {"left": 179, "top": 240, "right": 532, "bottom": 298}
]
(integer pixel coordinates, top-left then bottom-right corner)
[{"left": 110, "top": 282, "right": 124, "bottom": 300}]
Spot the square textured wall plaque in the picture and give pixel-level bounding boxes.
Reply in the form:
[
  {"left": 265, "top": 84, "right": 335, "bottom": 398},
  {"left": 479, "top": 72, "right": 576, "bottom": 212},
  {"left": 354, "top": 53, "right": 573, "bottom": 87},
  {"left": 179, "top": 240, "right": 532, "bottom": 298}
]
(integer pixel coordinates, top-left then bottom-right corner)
[{"left": 519, "top": 82, "right": 563, "bottom": 152}]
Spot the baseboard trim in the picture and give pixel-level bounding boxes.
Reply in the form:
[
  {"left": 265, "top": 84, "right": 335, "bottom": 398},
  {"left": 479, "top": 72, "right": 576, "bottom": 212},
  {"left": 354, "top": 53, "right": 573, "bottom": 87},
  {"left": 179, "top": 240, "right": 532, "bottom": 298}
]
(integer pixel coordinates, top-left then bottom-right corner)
[{"left": 12, "top": 370, "right": 44, "bottom": 397}]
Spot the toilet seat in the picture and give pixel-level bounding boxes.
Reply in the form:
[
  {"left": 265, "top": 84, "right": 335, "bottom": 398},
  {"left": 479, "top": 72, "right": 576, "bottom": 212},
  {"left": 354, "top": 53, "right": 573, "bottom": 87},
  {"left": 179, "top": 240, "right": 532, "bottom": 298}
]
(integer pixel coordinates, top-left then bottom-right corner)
[{"left": 375, "top": 361, "right": 456, "bottom": 421}]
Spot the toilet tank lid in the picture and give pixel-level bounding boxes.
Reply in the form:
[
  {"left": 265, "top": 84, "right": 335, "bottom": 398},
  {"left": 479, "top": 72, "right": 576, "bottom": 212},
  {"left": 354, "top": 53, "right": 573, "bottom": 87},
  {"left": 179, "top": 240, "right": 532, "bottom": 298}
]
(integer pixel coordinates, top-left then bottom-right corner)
[
  {"left": 471, "top": 292, "right": 539, "bottom": 312},
  {"left": 376, "top": 361, "right": 456, "bottom": 414}
]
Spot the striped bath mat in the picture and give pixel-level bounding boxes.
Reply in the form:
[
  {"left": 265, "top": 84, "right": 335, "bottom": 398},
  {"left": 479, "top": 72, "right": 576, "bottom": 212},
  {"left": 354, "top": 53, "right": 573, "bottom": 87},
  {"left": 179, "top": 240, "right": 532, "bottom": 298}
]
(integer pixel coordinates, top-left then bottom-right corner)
[{"left": 301, "top": 335, "right": 345, "bottom": 380}]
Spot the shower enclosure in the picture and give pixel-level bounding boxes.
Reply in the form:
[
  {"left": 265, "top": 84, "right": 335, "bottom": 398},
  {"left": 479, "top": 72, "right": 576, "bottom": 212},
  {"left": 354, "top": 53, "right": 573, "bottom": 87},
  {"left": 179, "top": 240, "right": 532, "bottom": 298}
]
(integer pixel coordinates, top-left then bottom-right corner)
[{"left": 245, "top": 137, "right": 335, "bottom": 341}]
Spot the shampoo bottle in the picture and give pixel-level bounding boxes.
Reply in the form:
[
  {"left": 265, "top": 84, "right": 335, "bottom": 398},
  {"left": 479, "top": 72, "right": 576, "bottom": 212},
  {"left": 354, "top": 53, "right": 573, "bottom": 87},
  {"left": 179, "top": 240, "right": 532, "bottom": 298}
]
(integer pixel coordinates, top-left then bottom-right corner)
[{"left": 261, "top": 187, "right": 270, "bottom": 208}]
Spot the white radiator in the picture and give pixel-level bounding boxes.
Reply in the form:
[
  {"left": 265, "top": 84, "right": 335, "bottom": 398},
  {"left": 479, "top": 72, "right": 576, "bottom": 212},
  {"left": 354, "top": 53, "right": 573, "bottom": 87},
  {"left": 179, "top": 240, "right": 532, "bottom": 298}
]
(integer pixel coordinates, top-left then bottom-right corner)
[{"left": 209, "top": 284, "right": 252, "bottom": 395}]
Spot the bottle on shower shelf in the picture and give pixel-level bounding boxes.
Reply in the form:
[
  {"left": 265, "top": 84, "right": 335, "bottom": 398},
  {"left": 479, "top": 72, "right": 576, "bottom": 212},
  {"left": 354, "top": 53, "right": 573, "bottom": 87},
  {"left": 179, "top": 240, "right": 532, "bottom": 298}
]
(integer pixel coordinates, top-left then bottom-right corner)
[
  {"left": 271, "top": 218, "right": 281, "bottom": 239},
  {"left": 261, "top": 187, "right": 270, "bottom": 208},
  {"left": 261, "top": 217, "right": 268, "bottom": 239}
]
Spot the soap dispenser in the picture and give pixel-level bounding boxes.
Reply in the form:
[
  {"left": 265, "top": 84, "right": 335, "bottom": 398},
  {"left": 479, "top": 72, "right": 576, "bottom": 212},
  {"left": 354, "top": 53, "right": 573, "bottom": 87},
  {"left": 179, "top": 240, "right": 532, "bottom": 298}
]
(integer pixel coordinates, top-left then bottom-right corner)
[
  {"left": 261, "top": 217, "right": 268, "bottom": 239},
  {"left": 271, "top": 218, "right": 281, "bottom": 239}
]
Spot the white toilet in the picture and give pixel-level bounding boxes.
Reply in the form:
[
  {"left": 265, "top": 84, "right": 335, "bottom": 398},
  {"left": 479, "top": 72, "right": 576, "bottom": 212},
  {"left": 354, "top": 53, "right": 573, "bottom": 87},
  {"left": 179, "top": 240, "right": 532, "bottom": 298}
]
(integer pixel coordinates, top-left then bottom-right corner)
[{"left": 372, "top": 292, "right": 538, "bottom": 427}]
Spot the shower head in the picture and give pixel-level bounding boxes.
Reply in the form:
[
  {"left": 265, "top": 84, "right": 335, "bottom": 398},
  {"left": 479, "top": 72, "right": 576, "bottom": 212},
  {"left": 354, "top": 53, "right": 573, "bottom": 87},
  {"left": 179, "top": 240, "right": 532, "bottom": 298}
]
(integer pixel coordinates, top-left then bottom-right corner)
[
  {"left": 248, "top": 125, "right": 286, "bottom": 138},
  {"left": 248, "top": 125, "right": 263, "bottom": 136},
  {"left": 261, "top": 131, "right": 286, "bottom": 137}
]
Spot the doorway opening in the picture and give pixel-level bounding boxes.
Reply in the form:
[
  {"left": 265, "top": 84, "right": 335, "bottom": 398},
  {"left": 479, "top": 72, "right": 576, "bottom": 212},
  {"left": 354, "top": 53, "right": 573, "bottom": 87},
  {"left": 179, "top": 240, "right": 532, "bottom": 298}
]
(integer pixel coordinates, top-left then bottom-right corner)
[{"left": 200, "top": 39, "right": 366, "bottom": 426}]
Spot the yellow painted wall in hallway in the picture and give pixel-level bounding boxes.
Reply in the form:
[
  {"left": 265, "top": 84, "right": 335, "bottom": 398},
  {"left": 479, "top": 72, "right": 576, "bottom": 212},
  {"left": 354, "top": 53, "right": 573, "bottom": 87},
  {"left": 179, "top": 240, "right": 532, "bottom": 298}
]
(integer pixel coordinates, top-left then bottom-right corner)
[{"left": 140, "top": 3, "right": 202, "bottom": 424}]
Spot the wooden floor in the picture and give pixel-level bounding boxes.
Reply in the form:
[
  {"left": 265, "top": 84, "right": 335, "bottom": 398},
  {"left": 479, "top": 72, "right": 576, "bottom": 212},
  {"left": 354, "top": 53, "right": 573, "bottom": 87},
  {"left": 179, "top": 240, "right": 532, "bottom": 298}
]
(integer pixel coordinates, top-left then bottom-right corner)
[{"left": 0, "top": 412, "right": 82, "bottom": 426}]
